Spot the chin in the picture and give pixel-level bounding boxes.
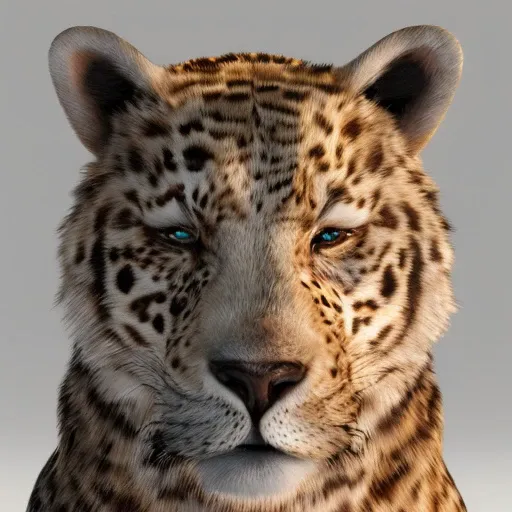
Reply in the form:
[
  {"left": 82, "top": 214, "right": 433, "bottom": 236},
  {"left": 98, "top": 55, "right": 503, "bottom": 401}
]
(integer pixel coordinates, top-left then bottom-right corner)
[{"left": 194, "top": 446, "right": 318, "bottom": 499}]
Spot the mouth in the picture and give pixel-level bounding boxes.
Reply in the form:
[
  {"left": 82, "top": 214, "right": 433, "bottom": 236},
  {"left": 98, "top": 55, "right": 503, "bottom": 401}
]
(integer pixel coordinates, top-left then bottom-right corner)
[
  {"left": 235, "top": 443, "right": 281, "bottom": 453},
  {"left": 195, "top": 430, "right": 318, "bottom": 498},
  {"left": 233, "top": 427, "right": 282, "bottom": 454}
]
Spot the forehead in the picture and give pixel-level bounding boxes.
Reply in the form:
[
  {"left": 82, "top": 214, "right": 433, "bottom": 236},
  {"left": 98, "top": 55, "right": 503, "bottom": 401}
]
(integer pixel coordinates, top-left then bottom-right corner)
[{"left": 113, "top": 55, "right": 398, "bottom": 226}]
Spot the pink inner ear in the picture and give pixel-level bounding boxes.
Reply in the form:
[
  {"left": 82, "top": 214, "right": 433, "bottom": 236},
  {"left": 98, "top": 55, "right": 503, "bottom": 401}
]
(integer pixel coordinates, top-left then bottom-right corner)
[
  {"left": 68, "top": 50, "right": 96, "bottom": 94},
  {"left": 65, "top": 49, "right": 105, "bottom": 154}
]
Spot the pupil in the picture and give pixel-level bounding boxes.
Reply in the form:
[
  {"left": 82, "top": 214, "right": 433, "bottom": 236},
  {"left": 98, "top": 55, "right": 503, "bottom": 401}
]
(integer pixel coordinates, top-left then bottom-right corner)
[{"left": 174, "top": 231, "right": 189, "bottom": 239}]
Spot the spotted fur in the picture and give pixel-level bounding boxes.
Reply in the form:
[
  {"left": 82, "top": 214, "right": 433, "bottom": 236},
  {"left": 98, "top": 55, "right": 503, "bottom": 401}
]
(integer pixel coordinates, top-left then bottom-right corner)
[{"left": 27, "top": 24, "right": 466, "bottom": 511}]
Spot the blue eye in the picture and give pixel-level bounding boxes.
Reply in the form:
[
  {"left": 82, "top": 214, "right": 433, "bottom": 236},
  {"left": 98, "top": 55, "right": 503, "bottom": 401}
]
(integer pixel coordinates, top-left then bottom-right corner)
[
  {"left": 173, "top": 230, "right": 192, "bottom": 240},
  {"left": 160, "top": 227, "right": 198, "bottom": 244},
  {"left": 320, "top": 229, "right": 341, "bottom": 242},
  {"left": 311, "top": 227, "right": 357, "bottom": 249}
]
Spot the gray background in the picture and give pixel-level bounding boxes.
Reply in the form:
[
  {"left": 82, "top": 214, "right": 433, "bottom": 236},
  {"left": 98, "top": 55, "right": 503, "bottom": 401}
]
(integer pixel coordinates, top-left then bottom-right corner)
[{"left": 0, "top": 1, "right": 510, "bottom": 510}]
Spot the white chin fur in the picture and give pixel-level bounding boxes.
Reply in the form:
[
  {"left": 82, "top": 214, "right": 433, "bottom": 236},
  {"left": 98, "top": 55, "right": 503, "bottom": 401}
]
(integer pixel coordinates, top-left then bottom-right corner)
[{"left": 195, "top": 450, "right": 317, "bottom": 498}]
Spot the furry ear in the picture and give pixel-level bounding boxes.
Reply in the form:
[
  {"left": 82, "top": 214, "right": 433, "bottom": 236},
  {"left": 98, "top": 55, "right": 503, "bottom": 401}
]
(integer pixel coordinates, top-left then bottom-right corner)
[
  {"left": 48, "top": 26, "right": 164, "bottom": 155},
  {"left": 337, "top": 25, "right": 463, "bottom": 154}
]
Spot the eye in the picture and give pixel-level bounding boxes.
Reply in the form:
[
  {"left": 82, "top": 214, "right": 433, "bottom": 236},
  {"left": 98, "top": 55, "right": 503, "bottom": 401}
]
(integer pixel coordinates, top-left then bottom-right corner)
[
  {"left": 311, "top": 227, "right": 358, "bottom": 250},
  {"left": 158, "top": 226, "right": 198, "bottom": 245}
]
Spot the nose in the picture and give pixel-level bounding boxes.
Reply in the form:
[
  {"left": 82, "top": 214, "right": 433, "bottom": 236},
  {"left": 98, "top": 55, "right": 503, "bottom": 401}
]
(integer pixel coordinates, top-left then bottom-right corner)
[{"left": 210, "top": 361, "right": 306, "bottom": 424}]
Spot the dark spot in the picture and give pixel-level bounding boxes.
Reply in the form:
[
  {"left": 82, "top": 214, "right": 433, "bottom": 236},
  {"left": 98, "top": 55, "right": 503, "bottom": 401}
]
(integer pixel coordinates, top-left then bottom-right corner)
[
  {"left": 171, "top": 357, "right": 181, "bottom": 369},
  {"left": 282, "top": 89, "right": 309, "bottom": 101},
  {"left": 123, "top": 324, "right": 149, "bottom": 347},
  {"left": 183, "top": 145, "right": 214, "bottom": 172},
  {"left": 203, "top": 91, "right": 222, "bottom": 102},
  {"left": 381, "top": 166, "right": 394, "bottom": 178},
  {"left": 228, "top": 79, "right": 253, "bottom": 88},
  {"left": 225, "top": 92, "right": 251, "bottom": 102},
  {"left": 94, "top": 205, "right": 110, "bottom": 231},
  {"left": 155, "top": 184, "right": 186, "bottom": 207},
  {"left": 370, "top": 325, "right": 393, "bottom": 346},
  {"left": 430, "top": 238, "right": 443, "bottom": 262},
  {"left": 405, "top": 238, "right": 424, "bottom": 328},
  {"left": 346, "top": 159, "right": 356, "bottom": 177},
  {"left": 123, "top": 246, "right": 134, "bottom": 259},
  {"left": 366, "top": 299, "right": 379, "bottom": 310},
  {"left": 170, "top": 296, "right": 188, "bottom": 316},
  {"left": 152, "top": 314, "right": 164, "bottom": 334},
  {"left": 144, "top": 120, "right": 170, "bottom": 137},
  {"left": 398, "top": 248, "right": 407, "bottom": 269},
  {"left": 353, "top": 300, "right": 378, "bottom": 311},
  {"left": 124, "top": 190, "right": 140, "bottom": 208},
  {"left": 367, "top": 143, "right": 384, "bottom": 172},
  {"left": 375, "top": 205, "right": 399, "bottom": 229},
  {"left": 163, "top": 148, "right": 177, "bottom": 171},
  {"left": 154, "top": 292, "right": 166, "bottom": 304},
  {"left": 316, "top": 161, "right": 330, "bottom": 173},
  {"left": 211, "top": 110, "right": 225, "bottom": 123},
  {"left": 116, "top": 265, "right": 135, "bottom": 294},
  {"left": 314, "top": 112, "right": 333, "bottom": 135},
  {"left": 342, "top": 118, "right": 361, "bottom": 140},
  {"left": 255, "top": 84, "right": 279, "bottom": 92},
  {"left": 335, "top": 144, "right": 344, "bottom": 161},
  {"left": 381, "top": 265, "right": 397, "bottom": 298},
  {"left": 179, "top": 119, "right": 204, "bottom": 135},
  {"left": 372, "top": 188, "right": 382, "bottom": 209},
  {"left": 441, "top": 216, "right": 452, "bottom": 232},
  {"left": 130, "top": 292, "right": 163, "bottom": 323},
  {"left": 402, "top": 202, "right": 421, "bottom": 231},
  {"left": 320, "top": 295, "right": 331, "bottom": 308},
  {"left": 128, "top": 147, "right": 144, "bottom": 173},
  {"left": 308, "top": 144, "right": 325, "bottom": 159},
  {"left": 109, "top": 248, "right": 120, "bottom": 262}
]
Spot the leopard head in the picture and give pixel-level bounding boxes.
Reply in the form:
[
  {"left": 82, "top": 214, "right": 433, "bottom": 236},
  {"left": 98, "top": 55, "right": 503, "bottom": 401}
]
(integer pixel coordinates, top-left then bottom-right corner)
[{"left": 49, "top": 25, "right": 462, "bottom": 499}]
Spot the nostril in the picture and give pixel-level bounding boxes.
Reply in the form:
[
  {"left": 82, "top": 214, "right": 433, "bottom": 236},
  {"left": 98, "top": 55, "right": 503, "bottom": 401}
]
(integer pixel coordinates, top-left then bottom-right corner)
[
  {"left": 268, "top": 367, "right": 305, "bottom": 403},
  {"left": 215, "top": 371, "right": 251, "bottom": 405},
  {"left": 269, "top": 379, "right": 296, "bottom": 404},
  {"left": 209, "top": 363, "right": 254, "bottom": 407}
]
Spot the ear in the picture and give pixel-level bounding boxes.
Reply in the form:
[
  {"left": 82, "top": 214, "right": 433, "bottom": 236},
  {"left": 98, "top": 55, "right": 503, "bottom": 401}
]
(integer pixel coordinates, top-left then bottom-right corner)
[
  {"left": 48, "top": 26, "right": 164, "bottom": 156},
  {"left": 337, "top": 25, "right": 463, "bottom": 154}
]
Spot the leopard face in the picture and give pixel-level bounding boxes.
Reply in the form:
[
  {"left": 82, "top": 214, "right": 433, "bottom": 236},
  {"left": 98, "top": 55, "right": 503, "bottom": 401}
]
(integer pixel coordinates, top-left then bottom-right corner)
[{"left": 49, "top": 25, "right": 462, "bottom": 500}]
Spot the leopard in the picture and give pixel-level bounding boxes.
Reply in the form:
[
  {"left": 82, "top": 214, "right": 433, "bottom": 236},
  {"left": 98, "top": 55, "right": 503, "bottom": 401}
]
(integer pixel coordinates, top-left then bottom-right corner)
[{"left": 27, "top": 24, "right": 466, "bottom": 511}]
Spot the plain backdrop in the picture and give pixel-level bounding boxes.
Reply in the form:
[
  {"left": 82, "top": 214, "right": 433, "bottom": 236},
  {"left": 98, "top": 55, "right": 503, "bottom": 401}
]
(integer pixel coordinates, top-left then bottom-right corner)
[{"left": 1, "top": 1, "right": 510, "bottom": 510}]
